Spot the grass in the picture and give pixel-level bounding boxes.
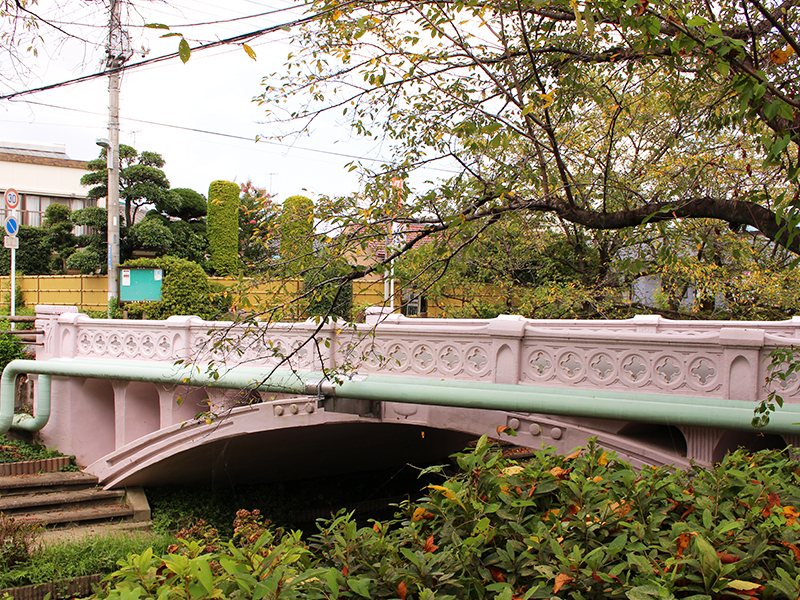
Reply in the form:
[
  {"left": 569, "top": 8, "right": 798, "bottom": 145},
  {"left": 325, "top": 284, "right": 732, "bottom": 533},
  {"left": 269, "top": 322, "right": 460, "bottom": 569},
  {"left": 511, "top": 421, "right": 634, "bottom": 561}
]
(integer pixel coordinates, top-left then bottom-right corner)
[
  {"left": 0, "top": 531, "right": 175, "bottom": 589},
  {"left": 0, "top": 434, "right": 75, "bottom": 465}
]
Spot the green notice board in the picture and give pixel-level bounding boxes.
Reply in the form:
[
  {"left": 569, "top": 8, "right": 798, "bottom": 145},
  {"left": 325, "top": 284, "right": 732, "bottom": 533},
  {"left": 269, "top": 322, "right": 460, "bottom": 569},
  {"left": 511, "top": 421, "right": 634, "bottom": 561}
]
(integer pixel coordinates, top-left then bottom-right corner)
[{"left": 119, "top": 267, "right": 163, "bottom": 301}]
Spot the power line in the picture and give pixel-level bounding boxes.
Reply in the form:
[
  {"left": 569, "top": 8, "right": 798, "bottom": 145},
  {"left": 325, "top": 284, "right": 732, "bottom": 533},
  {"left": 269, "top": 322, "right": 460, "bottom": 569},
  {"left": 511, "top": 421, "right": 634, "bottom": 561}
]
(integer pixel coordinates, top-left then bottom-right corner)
[
  {"left": 8, "top": 99, "right": 460, "bottom": 174},
  {"left": 0, "top": 4, "right": 336, "bottom": 102},
  {"left": 136, "top": 4, "right": 299, "bottom": 28}
]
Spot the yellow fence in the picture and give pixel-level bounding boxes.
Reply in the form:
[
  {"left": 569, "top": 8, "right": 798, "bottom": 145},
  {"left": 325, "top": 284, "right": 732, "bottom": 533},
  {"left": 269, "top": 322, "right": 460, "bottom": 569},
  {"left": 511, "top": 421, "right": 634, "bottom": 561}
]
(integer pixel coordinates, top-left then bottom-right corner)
[
  {"left": 0, "top": 275, "right": 109, "bottom": 313},
  {"left": 0, "top": 275, "right": 498, "bottom": 318}
]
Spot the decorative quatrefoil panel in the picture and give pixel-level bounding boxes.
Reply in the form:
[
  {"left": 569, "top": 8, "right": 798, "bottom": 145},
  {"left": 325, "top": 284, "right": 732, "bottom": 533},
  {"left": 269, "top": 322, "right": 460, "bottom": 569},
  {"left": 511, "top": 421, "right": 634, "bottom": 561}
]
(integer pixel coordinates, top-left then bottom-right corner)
[
  {"left": 689, "top": 357, "right": 717, "bottom": 388},
  {"left": 654, "top": 356, "right": 682, "bottom": 386},
  {"left": 466, "top": 347, "right": 489, "bottom": 373},
  {"left": 589, "top": 353, "right": 615, "bottom": 381},
  {"left": 157, "top": 335, "right": 171, "bottom": 357},
  {"left": 622, "top": 355, "right": 648, "bottom": 383},
  {"left": 558, "top": 352, "right": 583, "bottom": 379},
  {"left": 526, "top": 350, "right": 554, "bottom": 380},
  {"left": 439, "top": 346, "right": 461, "bottom": 371},
  {"left": 413, "top": 344, "right": 434, "bottom": 371},
  {"left": 388, "top": 344, "right": 408, "bottom": 368}
]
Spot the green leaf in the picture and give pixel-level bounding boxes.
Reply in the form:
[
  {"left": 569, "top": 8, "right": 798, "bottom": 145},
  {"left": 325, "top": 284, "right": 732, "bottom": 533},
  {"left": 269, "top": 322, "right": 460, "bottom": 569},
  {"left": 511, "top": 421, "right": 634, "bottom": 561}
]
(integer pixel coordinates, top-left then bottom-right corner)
[
  {"left": 702, "top": 508, "right": 713, "bottom": 529},
  {"left": 607, "top": 533, "right": 628, "bottom": 555},
  {"left": 687, "top": 16, "right": 709, "bottom": 26},
  {"left": 625, "top": 584, "right": 660, "bottom": 600},
  {"left": 144, "top": 23, "right": 170, "bottom": 30},
  {"left": 178, "top": 38, "right": 191, "bottom": 63},
  {"left": 191, "top": 558, "right": 214, "bottom": 595},
  {"left": 347, "top": 577, "right": 373, "bottom": 598},
  {"left": 695, "top": 536, "right": 721, "bottom": 580},
  {"left": 325, "top": 568, "right": 340, "bottom": 600}
]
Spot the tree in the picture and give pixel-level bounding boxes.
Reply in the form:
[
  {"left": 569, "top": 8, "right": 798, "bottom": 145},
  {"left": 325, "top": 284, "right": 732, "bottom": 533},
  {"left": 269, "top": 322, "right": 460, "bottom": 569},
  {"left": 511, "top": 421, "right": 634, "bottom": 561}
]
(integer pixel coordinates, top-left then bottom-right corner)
[
  {"left": 207, "top": 180, "right": 240, "bottom": 276},
  {"left": 239, "top": 181, "right": 278, "bottom": 274},
  {"left": 66, "top": 206, "right": 108, "bottom": 274},
  {"left": 0, "top": 226, "right": 49, "bottom": 276},
  {"left": 129, "top": 212, "right": 174, "bottom": 256},
  {"left": 81, "top": 145, "right": 173, "bottom": 229},
  {"left": 252, "top": 0, "right": 800, "bottom": 301},
  {"left": 43, "top": 203, "right": 75, "bottom": 273},
  {"left": 168, "top": 188, "right": 207, "bottom": 221},
  {"left": 280, "top": 195, "right": 314, "bottom": 275},
  {"left": 1, "top": 1, "right": 40, "bottom": 83}
]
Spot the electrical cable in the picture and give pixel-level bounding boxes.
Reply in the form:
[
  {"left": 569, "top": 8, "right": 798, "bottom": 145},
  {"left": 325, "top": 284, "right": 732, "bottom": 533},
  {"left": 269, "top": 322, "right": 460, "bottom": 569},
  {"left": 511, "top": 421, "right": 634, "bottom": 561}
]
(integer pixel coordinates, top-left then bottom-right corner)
[
  {"left": 0, "top": 3, "right": 341, "bottom": 102},
  {"left": 5, "top": 99, "right": 461, "bottom": 173},
  {"left": 134, "top": 3, "right": 299, "bottom": 28}
]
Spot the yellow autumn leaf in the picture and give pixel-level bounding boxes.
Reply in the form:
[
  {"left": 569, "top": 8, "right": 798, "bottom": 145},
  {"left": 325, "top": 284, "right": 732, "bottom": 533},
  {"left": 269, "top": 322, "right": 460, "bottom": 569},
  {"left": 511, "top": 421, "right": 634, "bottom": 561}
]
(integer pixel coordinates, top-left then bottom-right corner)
[
  {"left": 538, "top": 90, "right": 556, "bottom": 109},
  {"left": 592, "top": 475, "right": 603, "bottom": 483},
  {"left": 503, "top": 465, "right": 524, "bottom": 476},
  {"left": 242, "top": 43, "right": 256, "bottom": 61},
  {"left": 412, "top": 507, "right": 426, "bottom": 522},
  {"left": 565, "top": 448, "right": 582, "bottom": 460},
  {"left": 333, "top": 9, "right": 342, "bottom": 19},
  {"left": 770, "top": 45, "right": 795, "bottom": 64},
  {"left": 726, "top": 580, "right": 762, "bottom": 591},
  {"left": 549, "top": 466, "right": 568, "bottom": 478},
  {"left": 428, "top": 485, "right": 466, "bottom": 509},
  {"left": 598, "top": 451, "right": 608, "bottom": 466}
]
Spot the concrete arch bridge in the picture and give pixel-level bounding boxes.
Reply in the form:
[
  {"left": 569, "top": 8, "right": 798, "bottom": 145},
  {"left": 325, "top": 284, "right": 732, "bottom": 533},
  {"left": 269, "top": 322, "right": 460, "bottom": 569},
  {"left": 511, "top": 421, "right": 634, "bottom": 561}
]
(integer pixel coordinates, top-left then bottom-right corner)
[{"left": 2, "top": 305, "right": 800, "bottom": 489}]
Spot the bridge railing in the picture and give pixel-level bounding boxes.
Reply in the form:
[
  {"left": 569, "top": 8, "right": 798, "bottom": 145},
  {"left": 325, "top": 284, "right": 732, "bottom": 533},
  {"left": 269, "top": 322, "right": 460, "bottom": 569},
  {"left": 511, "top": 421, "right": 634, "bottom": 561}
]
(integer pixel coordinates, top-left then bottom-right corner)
[{"left": 33, "top": 305, "right": 800, "bottom": 403}]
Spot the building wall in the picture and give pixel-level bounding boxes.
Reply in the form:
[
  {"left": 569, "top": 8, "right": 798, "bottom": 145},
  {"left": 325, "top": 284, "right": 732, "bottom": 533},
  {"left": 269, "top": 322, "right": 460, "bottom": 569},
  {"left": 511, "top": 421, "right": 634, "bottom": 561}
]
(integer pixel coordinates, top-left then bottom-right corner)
[{"left": 0, "top": 142, "right": 93, "bottom": 232}]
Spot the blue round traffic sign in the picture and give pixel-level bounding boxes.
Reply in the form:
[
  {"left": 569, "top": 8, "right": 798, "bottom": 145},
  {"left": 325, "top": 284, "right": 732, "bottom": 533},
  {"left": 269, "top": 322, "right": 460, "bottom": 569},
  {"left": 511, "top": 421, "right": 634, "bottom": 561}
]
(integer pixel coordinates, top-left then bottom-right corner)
[{"left": 5, "top": 216, "right": 18, "bottom": 237}]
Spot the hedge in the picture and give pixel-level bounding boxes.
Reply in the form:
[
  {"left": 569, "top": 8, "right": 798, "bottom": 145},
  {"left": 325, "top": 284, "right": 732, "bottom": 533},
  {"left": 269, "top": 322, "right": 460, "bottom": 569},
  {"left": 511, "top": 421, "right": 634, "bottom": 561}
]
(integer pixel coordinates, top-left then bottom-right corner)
[{"left": 207, "top": 181, "right": 239, "bottom": 276}]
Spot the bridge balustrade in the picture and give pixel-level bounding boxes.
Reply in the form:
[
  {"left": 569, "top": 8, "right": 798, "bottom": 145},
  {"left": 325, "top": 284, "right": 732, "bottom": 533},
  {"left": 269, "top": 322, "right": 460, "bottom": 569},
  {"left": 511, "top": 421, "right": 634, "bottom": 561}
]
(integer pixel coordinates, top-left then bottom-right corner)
[
  {"left": 25, "top": 305, "right": 800, "bottom": 485},
  {"left": 35, "top": 305, "right": 800, "bottom": 405}
]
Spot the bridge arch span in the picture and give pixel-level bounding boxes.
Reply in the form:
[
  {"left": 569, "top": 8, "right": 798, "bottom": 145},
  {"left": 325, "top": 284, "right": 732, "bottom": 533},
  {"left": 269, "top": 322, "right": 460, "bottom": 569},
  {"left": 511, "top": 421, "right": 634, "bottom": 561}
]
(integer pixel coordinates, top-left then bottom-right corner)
[{"left": 88, "top": 396, "right": 695, "bottom": 489}]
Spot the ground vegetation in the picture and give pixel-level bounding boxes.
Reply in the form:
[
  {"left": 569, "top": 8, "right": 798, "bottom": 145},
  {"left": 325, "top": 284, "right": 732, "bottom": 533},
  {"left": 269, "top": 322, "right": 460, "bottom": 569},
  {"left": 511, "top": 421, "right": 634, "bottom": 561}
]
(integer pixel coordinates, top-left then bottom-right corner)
[{"left": 89, "top": 441, "right": 800, "bottom": 599}]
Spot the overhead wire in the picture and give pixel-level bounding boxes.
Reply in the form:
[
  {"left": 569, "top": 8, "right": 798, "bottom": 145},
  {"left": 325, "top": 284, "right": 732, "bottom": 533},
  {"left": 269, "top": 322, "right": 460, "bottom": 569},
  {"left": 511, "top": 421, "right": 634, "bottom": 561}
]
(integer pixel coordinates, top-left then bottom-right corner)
[
  {"left": 138, "top": 3, "right": 298, "bottom": 27},
  {"left": 0, "top": 3, "right": 338, "bottom": 102},
  {"left": 5, "top": 99, "right": 461, "bottom": 174}
]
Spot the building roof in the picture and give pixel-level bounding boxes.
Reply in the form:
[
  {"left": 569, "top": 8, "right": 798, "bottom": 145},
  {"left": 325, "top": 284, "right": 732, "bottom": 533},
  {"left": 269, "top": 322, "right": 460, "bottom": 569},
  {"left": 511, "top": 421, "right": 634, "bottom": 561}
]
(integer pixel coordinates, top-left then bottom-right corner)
[{"left": 0, "top": 140, "right": 87, "bottom": 170}]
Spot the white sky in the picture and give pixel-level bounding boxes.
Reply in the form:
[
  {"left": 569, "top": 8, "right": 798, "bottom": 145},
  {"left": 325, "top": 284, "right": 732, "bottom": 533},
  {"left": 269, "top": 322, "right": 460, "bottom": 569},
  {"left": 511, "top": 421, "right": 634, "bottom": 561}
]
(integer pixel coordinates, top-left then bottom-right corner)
[{"left": 0, "top": 0, "right": 402, "bottom": 202}]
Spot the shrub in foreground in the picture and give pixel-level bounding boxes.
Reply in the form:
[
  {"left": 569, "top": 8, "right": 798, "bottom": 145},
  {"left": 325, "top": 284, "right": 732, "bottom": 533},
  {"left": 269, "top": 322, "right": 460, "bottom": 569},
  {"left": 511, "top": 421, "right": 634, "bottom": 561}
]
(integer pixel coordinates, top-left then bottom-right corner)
[{"left": 93, "top": 440, "right": 800, "bottom": 599}]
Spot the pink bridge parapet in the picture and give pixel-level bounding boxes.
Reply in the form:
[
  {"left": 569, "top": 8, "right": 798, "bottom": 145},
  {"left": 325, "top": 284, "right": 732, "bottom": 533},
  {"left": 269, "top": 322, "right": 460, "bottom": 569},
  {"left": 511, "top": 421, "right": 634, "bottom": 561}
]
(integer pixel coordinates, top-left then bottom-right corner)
[{"left": 23, "top": 305, "right": 800, "bottom": 488}]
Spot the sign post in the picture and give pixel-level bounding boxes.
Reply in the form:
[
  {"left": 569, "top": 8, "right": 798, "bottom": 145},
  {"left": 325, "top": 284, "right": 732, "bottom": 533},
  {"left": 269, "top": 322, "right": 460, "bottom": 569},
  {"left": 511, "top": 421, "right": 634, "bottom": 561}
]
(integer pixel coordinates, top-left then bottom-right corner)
[{"left": 4, "top": 189, "right": 19, "bottom": 328}]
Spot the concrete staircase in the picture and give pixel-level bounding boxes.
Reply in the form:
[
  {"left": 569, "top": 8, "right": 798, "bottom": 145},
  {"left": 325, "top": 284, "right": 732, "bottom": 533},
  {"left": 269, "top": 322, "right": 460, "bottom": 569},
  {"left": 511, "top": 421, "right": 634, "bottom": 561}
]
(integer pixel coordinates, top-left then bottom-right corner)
[{"left": 0, "top": 471, "right": 150, "bottom": 531}]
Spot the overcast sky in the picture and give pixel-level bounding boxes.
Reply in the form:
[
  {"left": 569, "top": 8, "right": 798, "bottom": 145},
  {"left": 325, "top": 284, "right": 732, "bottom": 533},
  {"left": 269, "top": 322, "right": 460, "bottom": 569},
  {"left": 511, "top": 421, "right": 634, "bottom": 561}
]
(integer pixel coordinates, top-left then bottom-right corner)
[{"left": 0, "top": 0, "right": 401, "bottom": 202}]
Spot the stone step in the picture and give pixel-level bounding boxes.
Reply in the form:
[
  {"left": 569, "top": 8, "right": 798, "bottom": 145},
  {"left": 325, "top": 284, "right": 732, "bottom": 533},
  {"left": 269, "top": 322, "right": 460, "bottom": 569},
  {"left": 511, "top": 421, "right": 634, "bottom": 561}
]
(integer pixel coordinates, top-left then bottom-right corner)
[
  {"left": 0, "top": 471, "right": 99, "bottom": 496},
  {"left": 12, "top": 503, "right": 135, "bottom": 527},
  {"left": 0, "top": 470, "right": 151, "bottom": 534},
  {"left": 0, "top": 487, "right": 125, "bottom": 514}
]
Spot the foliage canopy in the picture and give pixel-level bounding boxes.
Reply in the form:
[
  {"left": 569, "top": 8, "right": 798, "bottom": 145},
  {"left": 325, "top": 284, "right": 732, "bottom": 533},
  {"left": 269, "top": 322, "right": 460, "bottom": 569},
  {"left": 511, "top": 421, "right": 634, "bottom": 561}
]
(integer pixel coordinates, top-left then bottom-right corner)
[{"left": 251, "top": 0, "right": 800, "bottom": 305}]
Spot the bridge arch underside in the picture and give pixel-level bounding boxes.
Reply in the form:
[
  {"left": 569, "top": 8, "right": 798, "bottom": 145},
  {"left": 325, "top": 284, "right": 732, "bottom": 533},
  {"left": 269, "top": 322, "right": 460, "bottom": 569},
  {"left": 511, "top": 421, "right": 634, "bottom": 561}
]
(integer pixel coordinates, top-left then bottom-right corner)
[{"left": 84, "top": 395, "right": 746, "bottom": 489}]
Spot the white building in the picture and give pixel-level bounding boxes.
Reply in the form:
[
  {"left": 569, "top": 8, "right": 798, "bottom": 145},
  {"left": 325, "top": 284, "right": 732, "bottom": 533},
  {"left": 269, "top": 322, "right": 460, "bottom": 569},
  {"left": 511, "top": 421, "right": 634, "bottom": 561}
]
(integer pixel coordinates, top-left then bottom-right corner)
[{"left": 0, "top": 140, "right": 94, "bottom": 228}]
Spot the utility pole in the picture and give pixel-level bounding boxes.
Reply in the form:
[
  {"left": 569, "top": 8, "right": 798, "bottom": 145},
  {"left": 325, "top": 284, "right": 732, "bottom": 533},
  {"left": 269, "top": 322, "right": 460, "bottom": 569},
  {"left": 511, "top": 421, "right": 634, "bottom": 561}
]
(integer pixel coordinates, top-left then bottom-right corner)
[{"left": 104, "top": 0, "right": 131, "bottom": 316}]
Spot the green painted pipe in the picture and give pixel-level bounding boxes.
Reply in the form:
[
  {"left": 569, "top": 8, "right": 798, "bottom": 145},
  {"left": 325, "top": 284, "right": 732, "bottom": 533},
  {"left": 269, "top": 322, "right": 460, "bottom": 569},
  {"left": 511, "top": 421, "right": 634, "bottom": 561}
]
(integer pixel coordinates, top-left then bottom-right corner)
[
  {"left": 362, "top": 374, "right": 754, "bottom": 409},
  {"left": 2, "top": 358, "right": 799, "bottom": 437},
  {"left": 326, "top": 379, "right": 800, "bottom": 434},
  {"left": 0, "top": 359, "right": 311, "bottom": 434},
  {"left": 11, "top": 374, "right": 50, "bottom": 432}
]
